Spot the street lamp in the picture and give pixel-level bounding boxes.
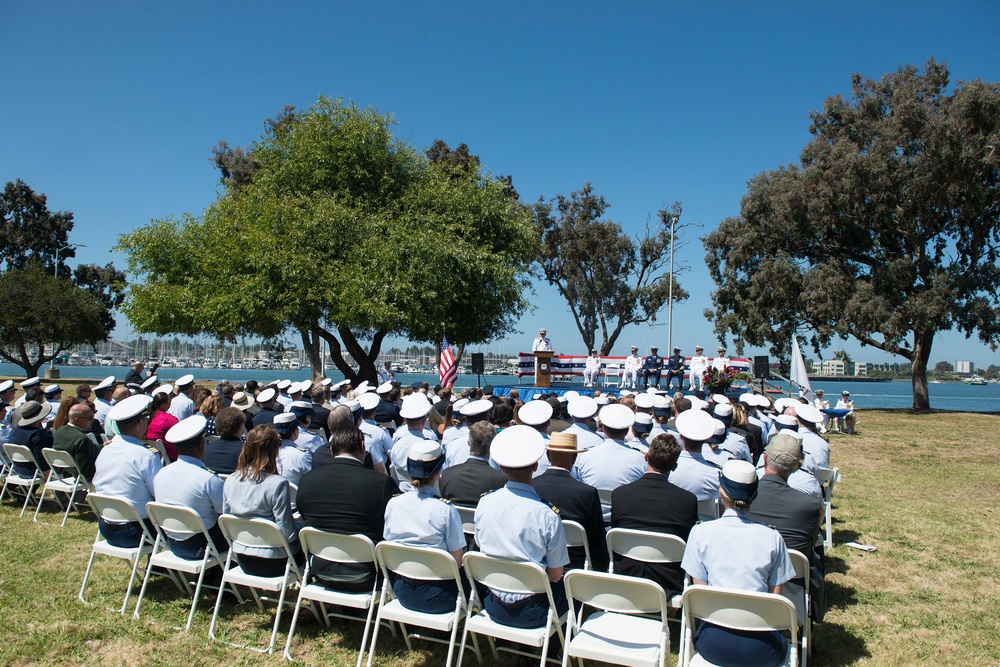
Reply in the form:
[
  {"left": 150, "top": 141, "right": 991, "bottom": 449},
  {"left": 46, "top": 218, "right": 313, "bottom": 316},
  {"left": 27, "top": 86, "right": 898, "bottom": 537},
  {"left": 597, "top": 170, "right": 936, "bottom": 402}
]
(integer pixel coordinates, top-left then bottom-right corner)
[{"left": 49, "top": 243, "right": 86, "bottom": 372}]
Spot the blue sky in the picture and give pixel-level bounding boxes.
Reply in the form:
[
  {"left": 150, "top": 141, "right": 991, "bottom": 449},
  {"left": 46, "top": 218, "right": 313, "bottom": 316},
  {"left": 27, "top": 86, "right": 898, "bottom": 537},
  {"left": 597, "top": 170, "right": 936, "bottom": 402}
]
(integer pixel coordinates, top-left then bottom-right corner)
[{"left": 4, "top": 1, "right": 1000, "bottom": 368}]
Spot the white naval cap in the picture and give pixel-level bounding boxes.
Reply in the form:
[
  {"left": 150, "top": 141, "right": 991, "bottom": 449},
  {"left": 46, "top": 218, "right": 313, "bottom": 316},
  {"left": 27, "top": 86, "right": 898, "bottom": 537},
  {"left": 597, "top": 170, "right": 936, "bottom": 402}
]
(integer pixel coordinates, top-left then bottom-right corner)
[
  {"left": 594, "top": 396, "right": 610, "bottom": 405},
  {"left": 675, "top": 408, "right": 717, "bottom": 442},
  {"left": 354, "top": 381, "right": 372, "bottom": 394},
  {"left": 299, "top": 379, "right": 313, "bottom": 393},
  {"left": 400, "top": 394, "right": 431, "bottom": 420},
  {"left": 0, "top": 380, "right": 14, "bottom": 392},
  {"left": 567, "top": 396, "right": 598, "bottom": 420},
  {"left": 711, "top": 393, "right": 731, "bottom": 405},
  {"left": 793, "top": 403, "right": 824, "bottom": 425},
  {"left": 287, "top": 381, "right": 302, "bottom": 395},
  {"left": 21, "top": 376, "right": 41, "bottom": 388},
  {"left": 166, "top": 414, "right": 208, "bottom": 445},
  {"left": 376, "top": 381, "right": 393, "bottom": 395},
  {"left": 491, "top": 425, "right": 546, "bottom": 468},
  {"left": 175, "top": 374, "right": 195, "bottom": 388},
  {"left": 774, "top": 397, "right": 798, "bottom": 413},
  {"left": 43, "top": 384, "right": 62, "bottom": 396},
  {"left": 452, "top": 398, "right": 471, "bottom": 413},
  {"left": 256, "top": 387, "right": 278, "bottom": 403},
  {"left": 277, "top": 379, "right": 292, "bottom": 391},
  {"left": 713, "top": 403, "right": 734, "bottom": 419},
  {"left": 634, "top": 394, "right": 654, "bottom": 409},
  {"left": 518, "top": 400, "right": 553, "bottom": 426},
  {"left": 599, "top": 403, "right": 635, "bottom": 430},
  {"left": 108, "top": 394, "right": 153, "bottom": 423},
  {"left": 319, "top": 378, "right": 333, "bottom": 387},
  {"left": 152, "top": 384, "right": 172, "bottom": 396},
  {"left": 563, "top": 390, "right": 580, "bottom": 401},
  {"left": 95, "top": 376, "right": 117, "bottom": 391},
  {"left": 140, "top": 375, "right": 159, "bottom": 390},
  {"left": 460, "top": 399, "right": 492, "bottom": 417},
  {"left": 359, "top": 392, "right": 380, "bottom": 410}
]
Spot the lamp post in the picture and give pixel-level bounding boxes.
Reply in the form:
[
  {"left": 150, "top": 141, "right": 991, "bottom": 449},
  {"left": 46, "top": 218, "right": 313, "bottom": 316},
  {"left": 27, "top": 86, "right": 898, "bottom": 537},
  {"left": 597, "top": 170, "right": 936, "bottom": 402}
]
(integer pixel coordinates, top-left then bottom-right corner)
[
  {"left": 48, "top": 243, "right": 86, "bottom": 374},
  {"left": 666, "top": 214, "right": 677, "bottom": 354}
]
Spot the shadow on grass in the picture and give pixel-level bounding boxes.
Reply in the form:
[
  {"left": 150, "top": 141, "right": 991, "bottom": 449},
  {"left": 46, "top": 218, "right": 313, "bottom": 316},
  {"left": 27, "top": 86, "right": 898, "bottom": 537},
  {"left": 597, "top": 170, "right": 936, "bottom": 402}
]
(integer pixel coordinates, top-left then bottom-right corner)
[
  {"left": 833, "top": 528, "right": 862, "bottom": 546},
  {"left": 825, "top": 554, "right": 849, "bottom": 576},
  {"left": 813, "top": 618, "right": 871, "bottom": 666},
  {"left": 824, "top": 579, "right": 858, "bottom": 610}
]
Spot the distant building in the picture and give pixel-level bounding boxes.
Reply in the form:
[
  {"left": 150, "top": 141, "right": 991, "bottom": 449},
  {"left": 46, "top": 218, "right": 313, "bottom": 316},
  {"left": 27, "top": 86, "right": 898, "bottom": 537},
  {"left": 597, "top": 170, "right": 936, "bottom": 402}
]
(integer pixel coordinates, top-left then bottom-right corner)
[
  {"left": 955, "top": 360, "right": 974, "bottom": 375},
  {"left": 854, "top": 362, "right": 873, "bottom": 376},
  {"left": 820, "top": 359, "right": 855, "bottom": 376}
]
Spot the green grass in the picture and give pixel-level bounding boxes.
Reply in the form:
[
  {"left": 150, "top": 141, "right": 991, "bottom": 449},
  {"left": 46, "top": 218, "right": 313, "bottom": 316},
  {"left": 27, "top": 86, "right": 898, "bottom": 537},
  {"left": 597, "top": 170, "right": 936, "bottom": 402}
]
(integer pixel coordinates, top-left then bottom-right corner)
[{"left": 2, "top": 409, "right": 999, "bottom": 665}]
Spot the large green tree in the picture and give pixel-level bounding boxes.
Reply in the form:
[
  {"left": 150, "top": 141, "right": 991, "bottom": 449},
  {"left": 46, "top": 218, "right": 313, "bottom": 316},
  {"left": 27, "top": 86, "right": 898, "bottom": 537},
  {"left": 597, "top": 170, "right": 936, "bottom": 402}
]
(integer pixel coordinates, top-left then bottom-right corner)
[
  {"left": 0, "top": 180, "right": 126, "bottom": 375},
  {"left": 533, "top": 183, "right": 689, "bottom": 355},
  {"left": 704, "top": 59, "right": 1000, "bottom": 410},
  {"left": 118, "top": 98, "right": 536, "bottom": 383}
]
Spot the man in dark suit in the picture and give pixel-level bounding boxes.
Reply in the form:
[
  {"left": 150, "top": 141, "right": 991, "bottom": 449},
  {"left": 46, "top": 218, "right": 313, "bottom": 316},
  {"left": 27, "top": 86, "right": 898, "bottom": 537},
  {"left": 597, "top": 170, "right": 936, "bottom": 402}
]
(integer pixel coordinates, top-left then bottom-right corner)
[
  {"left": 440, "top": 421, "right": 506, "bottom": 507},
  {"left": 745, "top": 433, "right": 825, "bottom": 620},
  {"left": 308, "top": 386, "right": 332, "bottom": 439},
  {"left": 296, "top": 427, "right": 399, "bottom": 592},
  {"left": 610, "top": 433, "right": 698, "bottom": 598},
  {"left": 533, "top": 432, "right": 610, "bottom": 572}
]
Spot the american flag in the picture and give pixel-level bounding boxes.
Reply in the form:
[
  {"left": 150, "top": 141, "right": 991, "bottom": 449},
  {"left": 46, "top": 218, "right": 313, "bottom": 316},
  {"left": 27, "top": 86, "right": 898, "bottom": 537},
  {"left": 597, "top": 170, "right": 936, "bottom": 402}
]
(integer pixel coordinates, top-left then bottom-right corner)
[{"left": 439, "top": 335, "right": 457, "bottom": 388}]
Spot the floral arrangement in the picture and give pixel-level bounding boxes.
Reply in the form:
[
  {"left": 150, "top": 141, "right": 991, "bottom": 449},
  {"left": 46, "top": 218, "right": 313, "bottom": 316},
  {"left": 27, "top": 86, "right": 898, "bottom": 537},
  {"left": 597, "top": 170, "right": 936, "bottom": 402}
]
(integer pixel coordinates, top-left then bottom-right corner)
[{"left": 702, "top": 366, "right": 755, "bottom": 393}]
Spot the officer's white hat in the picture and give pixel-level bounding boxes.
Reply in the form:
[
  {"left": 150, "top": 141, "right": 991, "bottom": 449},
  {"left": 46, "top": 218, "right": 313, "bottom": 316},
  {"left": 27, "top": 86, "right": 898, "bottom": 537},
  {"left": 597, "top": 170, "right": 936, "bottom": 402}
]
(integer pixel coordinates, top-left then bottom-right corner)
[
  {"left": 793, "top": 403, "right": 823, "bottom": 425},
  {"left": 714, "top": 403, "right": 734, "bottom": 419},
  {"left": 619, "top": 389, "right": 633, "bottom": 397},
  {"left": 299, "top": 379, "right": 313, "bottom": 393},
  {"left": 567, "top": 396, "right": 598, "bottom": 420},
  {"left": 319, "top": 378, "right": 332, "bottom": 387},
  {"left": 518, "top": 400, "right": 553, "bottom": 426},
  {"left": 21, "top": 376, "right": 41, "bottom": 389},
  {"left": 141, "top": 375, "right": 159, "bottom": 391},
  {"left": 287, "top": 381, "right": 302, "bottom": 395},
  {"left": 166, "top": 414, "right": 208, "bottom": 446},
  {"left": 290, "top": 400, "right": 312, "bottom": 410},
  {"left": 452, "top": 398, "right": 470, "bottom": 413},
  {"left": 632, "top": 412, "right": 654, "bottom": 434},
  {"left": 95, "top": 376, "right": 116, "bottom": 391},
  {"left": 652, "top": 395, "right": 672, "bottom": 410},
  {"left": 720, "top": 460, "right": 758, "bottom": 502},
  {"left": 774, "top": 414, "right": 799, "bottom": 430},
  {"left": 688, "top": 396, "right": 708, "bottom": 411},
  {"left": 675, "top": 408, "right": 717, "bottom": 442},
  {"left": 152, "top": 384, "right": 172, "bottom": 397},
  {"left": 43, "top": 384, "right": 62, "bottom": 396},
  {"left": 634, "top": 394, "right": 654, "bottom": 409},
  {"left": 407, "top": 441, "right": 445, "bottom": 479},
  {"left": 711, "top": 394, "right": 731, "bottom": 405},
  {"left": 18, "top": 401, "right": 52, "bottom": 427},
  {"left": 108, "top": 394, "right": 152, "bottom": 423},
  {"left": 355, "top": 381, "right": 372, "bottom": 394},
  {"left": 491, "top": 425, "right": 545, "bottom": 468},
  {"left": 400, "top": 394, "right": 431, "bottom": 420},
  {"left": 277, "top": 379, "right": 292, "bottom": 391},
  {"left": 599, "top": 404, "right": 635, "bottom": 430},
  {"left": 175, "top": 374, "right": 195, "bottom": 388},
  {"left": 773, "top": 397, "right": 797, "bottom": 413},
  {"left": 0, "top": 380, "right": 13, "bottom": 393},
  {"left": 273, "top": 411, "right": 299, "bottom": 435},
  {"left": 563, "top": 390, "right": 580, "bottom": 401},
  {"left": 376, "top": 381, "right": 393, "bottom": 395},
  {"left": 461, "top": 399, "right": 492, "bottom": 417},
  {"left": 359, "top": 392, "right": 380, "bottom": 410},
  {"left": 594, "top": 395, "right": 610, "bottom": 405},
  {"left": 738, "top": 392, "right": 756, "bottom": 405},
  {"left": 332, "top": 380, "right": 350, "bottom": 391},
  {"left": 257, "top": 387, "right": 278, "bottom": 403}
]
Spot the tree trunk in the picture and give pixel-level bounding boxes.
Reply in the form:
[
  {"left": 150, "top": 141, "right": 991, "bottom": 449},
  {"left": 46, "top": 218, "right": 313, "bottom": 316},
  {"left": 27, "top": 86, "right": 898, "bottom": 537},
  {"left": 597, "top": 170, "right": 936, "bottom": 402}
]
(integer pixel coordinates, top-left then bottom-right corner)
[
  {"left": 910, "top": 328, "right": 934, "bottom": 411},
  {"left": 298, "top": 326, "right": 325, "bottom": 381}
]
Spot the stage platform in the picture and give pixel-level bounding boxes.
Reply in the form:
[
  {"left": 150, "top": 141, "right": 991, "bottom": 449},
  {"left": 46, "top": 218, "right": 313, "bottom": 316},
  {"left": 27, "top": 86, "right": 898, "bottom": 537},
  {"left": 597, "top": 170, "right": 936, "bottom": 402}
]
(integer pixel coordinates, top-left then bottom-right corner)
[{"left": 487, "top": 382, "right": 695, "bottom": 402}]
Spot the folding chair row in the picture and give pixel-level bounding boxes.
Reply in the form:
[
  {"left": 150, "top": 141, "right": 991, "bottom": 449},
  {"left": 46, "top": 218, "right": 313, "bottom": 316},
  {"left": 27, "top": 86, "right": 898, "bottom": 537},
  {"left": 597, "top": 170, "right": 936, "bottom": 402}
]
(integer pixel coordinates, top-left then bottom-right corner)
[
  {"left": 814, "top": 466, "right": 839, "bottom": 548},
  {"left": 33, "top": 448, "right": 93, "bottom": 526},
  {"left": 1, "top": 443, "right": 44, "bottom": 518}
]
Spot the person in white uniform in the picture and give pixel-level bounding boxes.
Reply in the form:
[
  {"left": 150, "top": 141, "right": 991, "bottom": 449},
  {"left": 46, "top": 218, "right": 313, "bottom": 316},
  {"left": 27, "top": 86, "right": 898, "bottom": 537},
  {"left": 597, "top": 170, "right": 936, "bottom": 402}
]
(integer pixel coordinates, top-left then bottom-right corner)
[
  {"left": 711, "top": 346, "right": 730, "bottom": 372},
  {"left": 562, "top": 396, "right": 604, "bottom": 451},
  {"left": 681, "top": 460, "right": 796, "bottom": 667},
  {"left": 583, "top": 350, "right": 601, "bottom": 387},
  {"left": 689, "top": 345, "right": 709, "bottom": 391},
  {"left": 573, "top": 404, "right": 645, "bottom": 522},
  {"left": 532, "top": 328, "right": 553, "bottom": 377},
  {"left": 272, "top": 412, "right": 313, "bottom": 486},
  {"left": 168, "top": 374, "right": 197, "bottom": 421},
  {"left": 623, "top": 346, "right": 643, "bottom": 389}
]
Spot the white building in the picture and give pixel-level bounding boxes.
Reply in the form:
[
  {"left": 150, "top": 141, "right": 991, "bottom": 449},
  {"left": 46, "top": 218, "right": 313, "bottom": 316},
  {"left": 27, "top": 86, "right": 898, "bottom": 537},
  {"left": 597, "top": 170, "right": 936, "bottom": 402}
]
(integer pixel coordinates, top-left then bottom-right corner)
[{"left": 955, "top": 360, "right": 974, "bottom": 375}]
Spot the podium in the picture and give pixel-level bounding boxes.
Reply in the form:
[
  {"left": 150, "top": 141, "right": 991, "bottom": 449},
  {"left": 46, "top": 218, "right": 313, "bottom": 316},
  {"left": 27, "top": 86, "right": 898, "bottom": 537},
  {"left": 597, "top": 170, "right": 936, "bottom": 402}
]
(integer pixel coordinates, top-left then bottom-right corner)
[{"left": 534, "top": 351, "right": 554, "bottom": 388}]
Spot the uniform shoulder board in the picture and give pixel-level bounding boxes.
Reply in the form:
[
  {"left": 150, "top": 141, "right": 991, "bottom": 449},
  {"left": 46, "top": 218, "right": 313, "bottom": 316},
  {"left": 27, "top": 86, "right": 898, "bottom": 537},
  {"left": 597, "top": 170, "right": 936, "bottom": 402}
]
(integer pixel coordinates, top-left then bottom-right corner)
[
  {"left": 481, "top": 488, "right": 500, "bottom": 497},
  {"left": 145, "top": 444, "right": 161, "bottom": 455},
  {"left": 545, "top": 501, "right": 560, "bottom": 515},
  {"left": 295, "top": 445, "right": 309, "bottom": 453},
  {"left": 801, "top": 468, "right": 815, "bottom": 477},
  {"left": 438, "top": 496, "right": 453, "bottom": 505},
  {"left": 629, "top": 446, "right": 644, "bottom": 454},
  {"left": 205, "top": 466, "right": 218, "bottom": 476}
]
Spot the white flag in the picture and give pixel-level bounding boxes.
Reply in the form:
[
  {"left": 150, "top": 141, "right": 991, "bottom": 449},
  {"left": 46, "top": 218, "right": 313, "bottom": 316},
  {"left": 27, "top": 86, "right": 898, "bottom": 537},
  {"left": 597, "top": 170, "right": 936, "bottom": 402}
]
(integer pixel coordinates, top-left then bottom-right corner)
[{"left": 790, "top": 337, "right": 815, "bottom": 401}]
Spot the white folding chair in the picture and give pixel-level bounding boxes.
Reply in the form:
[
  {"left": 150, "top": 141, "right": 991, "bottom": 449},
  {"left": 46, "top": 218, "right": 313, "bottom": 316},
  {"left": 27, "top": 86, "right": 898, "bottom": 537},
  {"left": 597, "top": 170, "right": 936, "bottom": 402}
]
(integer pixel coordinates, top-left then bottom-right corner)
[
  {"left": 134, "top": 502, "right": 237, "bottom": 631},
  {"left": 603, "top": 364, "right": 622, "bottom": 388},
  {"left": 680, "top": 584, "right": 799, "bottom": 667},
  {"left": 368, "top": 542, "right": 468, "bottom": 667},
  {"left": 209, "top": 514, "right": 304, "bottom": 653},
  {"left": 458, "top": 552, "right": 566, "bottom": 667},
  {"left": 141, "top": 438, "right": 171, "bottom": 466},
  {"left": 1, "top": 443, "right": 44, "bottom": 517},
  {"left": 562, "top": 520, "right": 592, "bottom": 570},
  {"left": 562, "top": 569, "right": 670, "bottom": 667},
  {"left": 33, "top": 448, "right": 93, "bottom": 525},
  {"left": 814, "top": 467, "right": 839, "bottom": 548},
  {"left": 283, "top": 528, "right": 380, "bottom": 666},
  {"left": 79, "top": 493, "right": 156, "bottom": 614},
  {"left": 784, "top": 549, "right": 812, "bottom": 666},
  {"left": 455, "top": 504, "right": 478, "bottom": 549},
  {"left": 697, "top": 497, "right": 719, "bottom": 522}
]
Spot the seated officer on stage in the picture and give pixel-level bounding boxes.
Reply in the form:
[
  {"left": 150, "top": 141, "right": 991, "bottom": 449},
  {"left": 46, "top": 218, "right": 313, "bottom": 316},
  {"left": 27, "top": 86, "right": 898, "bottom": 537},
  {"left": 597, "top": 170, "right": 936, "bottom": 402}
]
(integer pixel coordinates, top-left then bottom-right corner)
[
  {"left": 665, "top": 347, "right": 687, "bottom": 391},
  {"left": 642, "top": 346, "right": 664, "bottom": 389},
  {"left": 153, "top": 415, "right": 227, "bottom": 559},
  {"left": 474, "top": 425, "right": 569, "bottom": 629},
  {"left": 92, "top": 395, "right": 161, "bottom": 547}
]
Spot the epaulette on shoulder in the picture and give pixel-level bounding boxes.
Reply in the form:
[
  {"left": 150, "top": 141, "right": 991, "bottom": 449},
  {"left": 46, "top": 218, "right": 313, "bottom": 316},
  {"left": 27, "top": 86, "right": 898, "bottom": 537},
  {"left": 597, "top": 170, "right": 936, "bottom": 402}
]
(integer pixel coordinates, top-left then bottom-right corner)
[
  {"left": 629, "top": 446, "right": 645, "bottom": 454},
  {"left": 205, "top": 466, "right": 217, "bottom": 476},
  {"left": 545, "top": 500, "right": 560, "bottom": 515},
  {"left": 295, "top": 445, "right": 309, "bottom": 453},
  {"left": 437, "top": 496, "right": 452, "bottom": 504},
  {"left": 146, "top": 445, "right": 161, "bottom": 456},
  {"left": 481, "top": 488, "right": 500, "bottom": 497}
]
